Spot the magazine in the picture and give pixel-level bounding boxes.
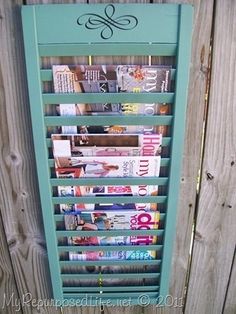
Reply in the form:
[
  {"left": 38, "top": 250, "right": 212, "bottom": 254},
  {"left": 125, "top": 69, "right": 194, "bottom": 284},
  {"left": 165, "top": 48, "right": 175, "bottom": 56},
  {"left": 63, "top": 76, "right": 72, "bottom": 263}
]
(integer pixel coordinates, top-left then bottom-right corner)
[
  {"left": 51, "top": 133, "right": 162, "bottom": 157},
  {"left": 58, "top": 182, "right": 158, "bottom": 212},
  {"left": 64, "top": 210, "right": 159, "bottom": 246},
  {"left": 59, "top": 184, "right": 158, "bottom": 197},
  {"left": 55, "top": 166, "right": 158, "bottom": 212},
  {"left": 53, "top": 134, "right": 161, "bottom": 212},
  {"left": 53, "top": 64, "right": 171, "bottom": 94},
  {"left": 64, "top": 210, "right": 159, "bottom": 262},
  {"left": 68, "top": 250, "right": 156, "bottom": 261},
  {"left": 53, "top": 64, "right": 116, "bottom": 93},
  {"left": 53, "top": 64, "right": 171, "bottom": 134},
  {"left": 54, "top": 156, "right": 160, "bottom": 178}
]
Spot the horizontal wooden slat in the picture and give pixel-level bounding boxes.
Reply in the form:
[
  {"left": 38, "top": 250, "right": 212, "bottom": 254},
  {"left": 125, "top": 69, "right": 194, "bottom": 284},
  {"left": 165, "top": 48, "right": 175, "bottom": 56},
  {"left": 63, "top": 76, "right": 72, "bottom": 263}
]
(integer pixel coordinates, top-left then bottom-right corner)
[
  {"left": 50, "top": 176, "right": 169, "bottom": 186},
  {"left": 63, "top": 292, "right": 158, "bottom": 298},
  {"left": 56, "top": 227, "right": 164, "bottom": 237},
  {"left": 57, "top": 244, "right": 162, "bottom": 252},
  {"left": 47, "top": 137, "right": 171, "bottom": 148},
  {"left": 52, "top": 195, "right": 167, "bottom": 204},
  {"left": 57, "top": 245, "right": 163, "bottom": 253},
  {"left": 56, "top": 229, "right": 164, "bottom": 238},
  {"left": 61, "top": 273, "right": 160, "bottom": 279},
  {"left": 56, "top": 230, "right": 164, "bottom": 238},
  {"left": 44, "top": 115, "right": 173, "bottom": 126},
  {"left": 60, "top": 259, "right": 161, "bottom": 266},
  {"left": 39, "top": 43, "right": 177, "bottom": 57},
  {"left": 42, "top": 92, "right": 175, "bottom": 104},
  {"left": 57, "top": 231, "right": 163, "bottom": 239},
  {"left": 62, "top": 286, "right": 159, "bottom": 292}
]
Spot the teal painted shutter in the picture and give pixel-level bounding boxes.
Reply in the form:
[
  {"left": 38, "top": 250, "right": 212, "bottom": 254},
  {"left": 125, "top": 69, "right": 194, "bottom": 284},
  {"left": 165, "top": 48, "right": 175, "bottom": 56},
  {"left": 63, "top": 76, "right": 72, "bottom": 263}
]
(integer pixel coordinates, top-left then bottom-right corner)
[{"left": 21, "top": 3, "right": 193, "bottom": 305}]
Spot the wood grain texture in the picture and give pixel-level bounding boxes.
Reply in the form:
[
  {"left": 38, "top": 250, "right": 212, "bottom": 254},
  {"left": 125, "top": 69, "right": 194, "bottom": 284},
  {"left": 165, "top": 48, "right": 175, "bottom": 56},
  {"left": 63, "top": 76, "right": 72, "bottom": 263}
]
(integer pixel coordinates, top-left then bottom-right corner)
[
  {"left": 223, "top": 246, "right": 236, "bottom": 314},
  {"left": 149, "top": 1, "right": 215, "bottom": 313},
  {"left": 0, "top": 0, "right": 62, "bottom": 313},
  {"left": 0, "top": 213, "right": 21, "bottom": 314},
  {"left": 185, "top": 0, "right": 236, "bottom": 313},
  {"left": 88, "top": 0, "right": 148, "bottom": 3},
  {"left": 103, "top": 306, "right": 144, "bottom": 314},
  {"left": 63, "top": 307, "right": 101, "bottom": 314}
]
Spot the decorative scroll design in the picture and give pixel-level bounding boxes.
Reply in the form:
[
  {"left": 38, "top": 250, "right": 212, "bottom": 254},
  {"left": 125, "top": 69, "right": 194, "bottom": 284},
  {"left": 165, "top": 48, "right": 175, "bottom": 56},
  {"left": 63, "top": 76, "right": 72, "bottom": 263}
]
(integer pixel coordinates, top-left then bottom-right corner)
[{"left": 77, "top": 4, "right": 138, "bottom": 40}]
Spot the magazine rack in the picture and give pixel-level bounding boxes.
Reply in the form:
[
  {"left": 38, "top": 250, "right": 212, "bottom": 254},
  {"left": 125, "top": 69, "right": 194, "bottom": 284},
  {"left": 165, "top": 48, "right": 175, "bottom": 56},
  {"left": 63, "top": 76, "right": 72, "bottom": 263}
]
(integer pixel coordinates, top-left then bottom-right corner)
[{"left": 21, "top": 3, "right": 193, "bottom": 306}]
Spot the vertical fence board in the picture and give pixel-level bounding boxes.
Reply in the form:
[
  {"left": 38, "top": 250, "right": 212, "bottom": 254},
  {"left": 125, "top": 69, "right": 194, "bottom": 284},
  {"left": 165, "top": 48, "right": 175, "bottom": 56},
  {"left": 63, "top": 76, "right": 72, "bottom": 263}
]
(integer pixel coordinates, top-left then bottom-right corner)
[
  {"left": 104, "top": 306, "right": 144, "bottom": 314},
  {"left": 223, "top": 247, "right": 236, "bottom": 314},
  {"left": 0, "top": 2, "right": 21, "bottom": 313},
  {"left": 185, "top": 0, "right": 236, "bottom": 313},
  {"left": 144, "top": 1, "right": 215, "bottom": 313},
  {"left": 0, "top": 213, "right": 21, "bottom": 314}
]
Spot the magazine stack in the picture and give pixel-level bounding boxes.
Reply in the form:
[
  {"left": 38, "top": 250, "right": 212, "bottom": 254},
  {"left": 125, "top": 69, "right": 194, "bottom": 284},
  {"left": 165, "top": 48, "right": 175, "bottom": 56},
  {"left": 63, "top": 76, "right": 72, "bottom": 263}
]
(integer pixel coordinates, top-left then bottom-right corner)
[{"left": 52, "top": 64, "right": 171, "bottom": 286}]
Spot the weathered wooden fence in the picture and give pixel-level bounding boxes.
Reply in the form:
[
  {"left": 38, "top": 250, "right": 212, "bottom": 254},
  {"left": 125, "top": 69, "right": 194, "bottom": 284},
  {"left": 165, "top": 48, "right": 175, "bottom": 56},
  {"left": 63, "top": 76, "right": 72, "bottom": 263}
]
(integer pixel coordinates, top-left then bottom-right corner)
[{"left": 0, "top": 0, "right": 235, "bottom": 313}]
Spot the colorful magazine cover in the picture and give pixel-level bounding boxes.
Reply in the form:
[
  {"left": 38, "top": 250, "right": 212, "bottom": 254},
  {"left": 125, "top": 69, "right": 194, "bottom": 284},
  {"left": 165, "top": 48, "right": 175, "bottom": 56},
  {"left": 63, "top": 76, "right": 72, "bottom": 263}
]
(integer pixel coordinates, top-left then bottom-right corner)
[
  {"left": 68, "top": 250, "right": 156, "bottom": 261},
  {"left": 57, "top": 183, "right": 158, "bottom": 212},
  {"left": 55, "top": 156, "right": 160, "bottom": 212},
  {"left": 64, "top": 210, "right": 159, "bottom": 246},
  {"left": 63, "top": 209, "right": 159, "bottom": 262},
  {"left": 53, "top": 134, "right": 161, "bottom": 212},
  {"left": 54, "top": 156, "right": 161, "bottom": 178},
  {"left": 55, "top": 166, "right": 158, "bottom": 212}
]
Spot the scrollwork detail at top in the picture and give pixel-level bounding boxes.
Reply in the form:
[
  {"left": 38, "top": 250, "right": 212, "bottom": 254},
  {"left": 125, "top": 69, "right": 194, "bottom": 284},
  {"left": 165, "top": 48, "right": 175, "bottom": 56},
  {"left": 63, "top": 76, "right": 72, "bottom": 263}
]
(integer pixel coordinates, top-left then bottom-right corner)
[{"left": 77, "top": 4, "right": 138, "bottom": 40}]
